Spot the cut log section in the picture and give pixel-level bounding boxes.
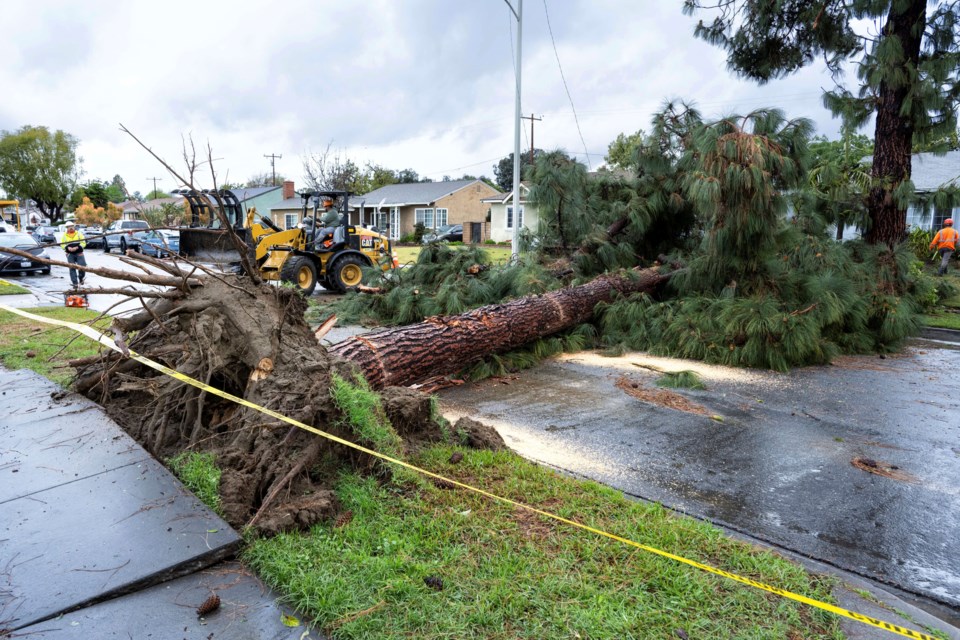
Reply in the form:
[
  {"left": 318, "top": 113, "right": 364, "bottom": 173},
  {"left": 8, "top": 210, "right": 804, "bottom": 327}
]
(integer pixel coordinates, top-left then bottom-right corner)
[{"left": 330, "top": 267, "right": 670, "bottom": 389}]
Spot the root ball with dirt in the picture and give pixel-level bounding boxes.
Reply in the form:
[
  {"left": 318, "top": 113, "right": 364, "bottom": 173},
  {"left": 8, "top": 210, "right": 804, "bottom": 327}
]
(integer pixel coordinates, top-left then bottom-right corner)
[{"left": 71, "top": 272, "right": 444, "bottom": 535}]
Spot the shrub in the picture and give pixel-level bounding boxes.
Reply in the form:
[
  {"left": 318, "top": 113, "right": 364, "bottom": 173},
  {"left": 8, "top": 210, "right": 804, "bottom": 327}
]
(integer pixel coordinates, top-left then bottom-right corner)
[{"left": 413, "top": 222, "right": 426, "bottom": 244}]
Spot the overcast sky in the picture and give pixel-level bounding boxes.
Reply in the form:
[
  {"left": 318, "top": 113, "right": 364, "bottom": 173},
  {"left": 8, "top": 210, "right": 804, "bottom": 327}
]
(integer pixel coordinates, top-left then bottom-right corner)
[{"left": 0, "top": 0, "right": 854, "bottom": 198}]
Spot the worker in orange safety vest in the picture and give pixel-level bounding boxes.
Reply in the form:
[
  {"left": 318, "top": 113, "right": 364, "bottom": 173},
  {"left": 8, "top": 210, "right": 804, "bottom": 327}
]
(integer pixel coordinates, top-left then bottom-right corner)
[{"left": 930, "top": 218, "right": 959, "bottom": 276}]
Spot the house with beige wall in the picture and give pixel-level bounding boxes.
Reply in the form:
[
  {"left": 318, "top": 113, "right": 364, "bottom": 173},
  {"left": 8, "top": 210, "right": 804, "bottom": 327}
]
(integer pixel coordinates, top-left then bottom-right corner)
[{"left": 351, "top": 179, "right": 501, "bottom": 242}]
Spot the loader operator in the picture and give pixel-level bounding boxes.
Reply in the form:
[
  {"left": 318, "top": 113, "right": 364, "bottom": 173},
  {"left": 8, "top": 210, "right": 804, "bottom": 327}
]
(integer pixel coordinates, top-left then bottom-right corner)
[
  {"left": 314, "top": 201, "right": 340, "bottom": 250},
  {"left": 929, "top": 218, "right": 958, "bottom": 276}
]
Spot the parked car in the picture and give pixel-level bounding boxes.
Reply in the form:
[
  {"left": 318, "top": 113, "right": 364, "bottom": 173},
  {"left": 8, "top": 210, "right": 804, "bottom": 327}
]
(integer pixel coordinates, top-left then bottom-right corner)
[
  {"left": 421, "top": 224, "right": 463, "bottom": 244},
  {"left": 30, "top": 225, "right": 57, "bottom": 246},
  {"left": 83, "top": 225, "right": 105, "bottom": 249},
  {"left": 137, "top": 230, "right": 179, "bottom": 258},
  {"left": 104, "top": 220, "right": 150, "bottom": 253},
  {"left": 0, "top": 232, "right": 51, "bottom": 275}
]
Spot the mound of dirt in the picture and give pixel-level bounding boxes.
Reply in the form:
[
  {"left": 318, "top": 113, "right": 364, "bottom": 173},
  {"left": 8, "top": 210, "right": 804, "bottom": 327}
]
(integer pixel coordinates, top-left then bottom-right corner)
[{"left": 455, "top": 417, "right": 506, "bottom": 451}]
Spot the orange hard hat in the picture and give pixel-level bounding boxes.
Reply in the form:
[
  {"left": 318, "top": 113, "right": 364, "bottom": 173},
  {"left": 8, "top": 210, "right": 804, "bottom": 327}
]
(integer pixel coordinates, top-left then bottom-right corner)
[{"left": 946, "top": 218, "right": 954, "bottom": 225}]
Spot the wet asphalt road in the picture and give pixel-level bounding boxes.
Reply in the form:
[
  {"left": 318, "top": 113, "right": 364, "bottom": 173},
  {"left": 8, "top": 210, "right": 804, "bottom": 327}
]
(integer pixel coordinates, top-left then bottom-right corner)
[{"left": 439, "top": 340, "right": 960, "bottom": 613}]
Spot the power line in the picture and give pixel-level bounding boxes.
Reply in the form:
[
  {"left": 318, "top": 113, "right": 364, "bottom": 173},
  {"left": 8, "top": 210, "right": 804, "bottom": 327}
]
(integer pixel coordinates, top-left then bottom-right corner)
[{"left": 542, "top": 0, "right": 590, "bottom": 169}]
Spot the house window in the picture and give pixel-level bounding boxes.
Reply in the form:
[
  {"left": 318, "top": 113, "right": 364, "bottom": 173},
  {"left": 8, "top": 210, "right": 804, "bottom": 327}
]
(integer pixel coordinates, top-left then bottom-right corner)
[
  {"left": 435, "top": 208, "right": 448, "bottom": 227},
  {"left": 506, "top": 205, "right": 524, "bottom": 229},
  {"left": 415, "top": 208, "right": 435, "bottom": 228},
  {"left": 390, "top": 207, "right": 400, "bottom": 240},
  {"left": 284, "top": 213, "right": 298, "bottom": 229}
]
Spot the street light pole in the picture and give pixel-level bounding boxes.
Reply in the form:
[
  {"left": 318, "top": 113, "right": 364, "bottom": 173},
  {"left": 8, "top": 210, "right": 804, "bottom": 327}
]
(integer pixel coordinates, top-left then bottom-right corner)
[{"left": 505, "top": 0, "right": 523, "bottom": 260}]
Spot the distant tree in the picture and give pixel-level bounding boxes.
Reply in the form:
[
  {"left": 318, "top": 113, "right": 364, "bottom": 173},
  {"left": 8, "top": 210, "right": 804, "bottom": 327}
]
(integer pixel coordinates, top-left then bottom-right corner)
[
  {"left": 302, "top": 144, "right": 368, "bottom": 193},
  {"left": 83, "top": 182, "right": 109, "bottom": 209},
  {"left": 107, "top": 175, "right": 127, "bottom": 203},
  {"left": 139, "top": 201, "right": 188, "bottom": 227},
  {"left": 494, "top": 149, "right": 545, "bottom": 191},
  {"left": 396, "top": 168, "right": 427, "bottom": 184},
  {"left": 806, "top": 131, "right": 874, "bottom": 239},
  {"left": 73, "top": 196, "right": 122, "bottom": 228},
  {"left": 131, "top": 190, "right": 145, "bottom": 203},
  {"left": 146, "top": 189, "right": 171, "bottom": 200},
  {"left": 0, "top": 125, "right": 79, "bottom": 223},
  {"left": 604, "top": 130, "right": 646, "bottom": 170},
  {"left": 245, "top": 172, "right": 288, "bottom": 188},
  {"left": 683, "top": 0, "right": 960, "bottom": 246}
]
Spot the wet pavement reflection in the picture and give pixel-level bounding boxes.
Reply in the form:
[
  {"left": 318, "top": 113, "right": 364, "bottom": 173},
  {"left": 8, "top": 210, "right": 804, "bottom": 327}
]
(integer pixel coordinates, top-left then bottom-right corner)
[{"left": 440, "top": 340, "right": 960, "bottom": 612}]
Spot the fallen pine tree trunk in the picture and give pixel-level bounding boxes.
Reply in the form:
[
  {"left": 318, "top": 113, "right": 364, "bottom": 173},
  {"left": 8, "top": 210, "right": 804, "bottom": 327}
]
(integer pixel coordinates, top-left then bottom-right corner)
[{"left": 330, "top": 266, "right": 671, "bottom": 389}]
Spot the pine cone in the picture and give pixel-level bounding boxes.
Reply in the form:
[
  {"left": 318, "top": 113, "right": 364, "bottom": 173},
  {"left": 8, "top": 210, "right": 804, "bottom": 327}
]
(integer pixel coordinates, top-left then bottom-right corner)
[
  {"left": 196, "top": 593, "right": 221, "bottom": 617},
  {"left": 448, "top": 452, "right": 464, "bottom": 464},
  {"left": 423, "top": 575, "right": 444, "bottom": 591},
  {"left": 334, "top": 510, "right": 354, "bottom": 528}
]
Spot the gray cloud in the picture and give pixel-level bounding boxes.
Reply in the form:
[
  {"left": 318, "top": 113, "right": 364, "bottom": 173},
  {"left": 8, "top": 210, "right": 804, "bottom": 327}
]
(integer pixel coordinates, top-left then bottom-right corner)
[{"left": 2, "top": 0, "right": 850, "bottom": 195}]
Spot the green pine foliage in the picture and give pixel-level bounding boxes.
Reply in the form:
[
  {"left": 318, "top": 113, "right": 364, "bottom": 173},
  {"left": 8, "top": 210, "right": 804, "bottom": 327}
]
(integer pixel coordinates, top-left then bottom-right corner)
[
  {"left": 334, "top": 244, "right": 561, "bottom": 326},
  {"left": 596, "top": 109, "right": 934, "bottom": 371},
  {"left": 656, "top": 370, "right": 706, "bottom": 390}
]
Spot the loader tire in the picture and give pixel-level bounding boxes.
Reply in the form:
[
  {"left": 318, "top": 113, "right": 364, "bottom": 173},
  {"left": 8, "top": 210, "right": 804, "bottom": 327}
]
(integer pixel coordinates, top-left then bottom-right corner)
[
  {"left": 280, "top": 255, "right": 318, "bottom": 297},
  {"left": 329, "top": 254, "right": 366, "bottom": 293}
]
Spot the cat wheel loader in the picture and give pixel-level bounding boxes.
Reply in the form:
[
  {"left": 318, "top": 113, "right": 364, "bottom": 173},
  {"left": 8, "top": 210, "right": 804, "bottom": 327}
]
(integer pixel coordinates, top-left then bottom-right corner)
[{"left": 176, "top": 189, "right": 396, "bottom": 295}]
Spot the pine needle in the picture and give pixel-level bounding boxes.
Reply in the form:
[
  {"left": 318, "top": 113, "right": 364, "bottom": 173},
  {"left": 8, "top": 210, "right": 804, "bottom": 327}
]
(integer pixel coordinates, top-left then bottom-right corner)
[{"left": 655, "top": 370, "right": 706, "bottom": 390}]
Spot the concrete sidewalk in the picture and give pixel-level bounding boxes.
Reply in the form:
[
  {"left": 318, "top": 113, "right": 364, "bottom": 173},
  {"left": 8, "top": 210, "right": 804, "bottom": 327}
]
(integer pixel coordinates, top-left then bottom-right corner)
[{"left": 0, "top": 367, "right": 316, "bottom": 639}]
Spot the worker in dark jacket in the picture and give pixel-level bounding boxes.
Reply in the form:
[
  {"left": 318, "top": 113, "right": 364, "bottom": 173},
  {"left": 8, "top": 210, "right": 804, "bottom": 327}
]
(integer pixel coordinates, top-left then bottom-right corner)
[
  {"left": 59, "top": 222, "right": 87, "bottom": 288},
  {"left": 929, "top": 218, "right": 959, "bottom": 276}
]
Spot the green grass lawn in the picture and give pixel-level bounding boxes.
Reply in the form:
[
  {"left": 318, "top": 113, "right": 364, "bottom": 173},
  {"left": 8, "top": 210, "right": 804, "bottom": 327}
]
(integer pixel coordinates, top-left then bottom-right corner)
[
  {"left": 393, "top": 244, "right": 513, "bottom": 266},
  {"left": 0, "top": 278, "right": 29, "bottom": 295},
  {"left": 0, "top": 307, "right": 107, "bottom": 385},
  {"left": 246, "top": 447, "right": 843, "bottom": 639}
]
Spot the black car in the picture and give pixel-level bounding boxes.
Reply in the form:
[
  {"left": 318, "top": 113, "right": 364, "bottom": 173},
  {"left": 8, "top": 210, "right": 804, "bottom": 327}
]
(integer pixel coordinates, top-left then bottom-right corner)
[
  {"left": 421, "top": 224, "right": 463, "bottom": 243},
  {"left": 30, "top": 225, "right": 57, "bottom": 246},
  {"left": 0, "top": 232, "right": 51, "bottom": 275}
]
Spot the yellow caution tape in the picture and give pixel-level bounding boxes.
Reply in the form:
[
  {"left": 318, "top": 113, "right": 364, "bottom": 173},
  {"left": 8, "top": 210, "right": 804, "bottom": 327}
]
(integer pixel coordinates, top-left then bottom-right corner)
[{"left": 0, "top": 302, "right": 939, "bottom": 640}]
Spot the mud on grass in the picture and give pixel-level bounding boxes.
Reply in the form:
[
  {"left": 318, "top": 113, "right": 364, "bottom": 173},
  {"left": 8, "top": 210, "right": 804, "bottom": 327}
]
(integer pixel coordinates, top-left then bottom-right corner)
[{"left": 245, "top": 446, "right": 843, "bottom": 639}]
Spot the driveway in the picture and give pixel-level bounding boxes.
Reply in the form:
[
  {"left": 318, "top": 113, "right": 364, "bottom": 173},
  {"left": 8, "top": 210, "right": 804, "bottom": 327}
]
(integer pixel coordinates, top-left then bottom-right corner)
[{"left": 439, "top": 336, "right": 960, "bottom": 616}]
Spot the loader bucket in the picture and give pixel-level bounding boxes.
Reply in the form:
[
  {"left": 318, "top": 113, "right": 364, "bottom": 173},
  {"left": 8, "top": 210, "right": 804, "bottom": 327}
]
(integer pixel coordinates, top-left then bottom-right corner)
[{"left": 179, "top": 227, "right": 255, "bottom": 265}]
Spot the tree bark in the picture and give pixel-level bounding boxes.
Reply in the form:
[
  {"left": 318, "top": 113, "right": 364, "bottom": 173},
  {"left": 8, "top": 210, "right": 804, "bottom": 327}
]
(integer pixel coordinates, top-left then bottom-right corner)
[
  {"left": 865, "top": 0, "right": 926, "bottom": 247},
  {"left": 330, "top": 267, "right": 671, "bottom": 389}
]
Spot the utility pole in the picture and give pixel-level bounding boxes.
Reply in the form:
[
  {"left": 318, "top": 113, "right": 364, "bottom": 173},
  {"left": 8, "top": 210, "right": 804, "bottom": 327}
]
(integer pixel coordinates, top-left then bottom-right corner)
[
  {"left": 505, "top": 0, "right": 523, "bottom": 259},
  {"left": 146, "top": 177, "right": 162, "bottom": 200},
  {"left": 521, "top": 113, "right": 542, "bottom": 166},
  {"left": 264, "top": 153, "right": 283, "bottom": 186}
]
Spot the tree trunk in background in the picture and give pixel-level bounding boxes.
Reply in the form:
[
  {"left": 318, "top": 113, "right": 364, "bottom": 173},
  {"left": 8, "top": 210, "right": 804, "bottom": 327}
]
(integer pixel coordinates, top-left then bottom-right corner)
[
  {"left": 331, "top": 268, "right": 672, "bottom": 389},
  {"left": 865, "top": 0, "right": 925, "bottom": 247}
]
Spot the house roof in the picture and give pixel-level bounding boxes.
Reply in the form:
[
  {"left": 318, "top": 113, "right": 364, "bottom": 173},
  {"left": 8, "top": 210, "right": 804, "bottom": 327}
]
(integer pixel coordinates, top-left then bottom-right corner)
[
  {"left": 228, "top": 186, "right": 281, "bottom": 202},
  {"left": 271, "top": 197, "right": 304, "bottom": 211},
  {"left": 482, "top": 182, "right": 530, "bottom": 204},
  {"left": 910, "top": 151, "right": 960, "bottom": 191},
  {"left": 351, "top": 179, "right": 499, "bottom": 207}
]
